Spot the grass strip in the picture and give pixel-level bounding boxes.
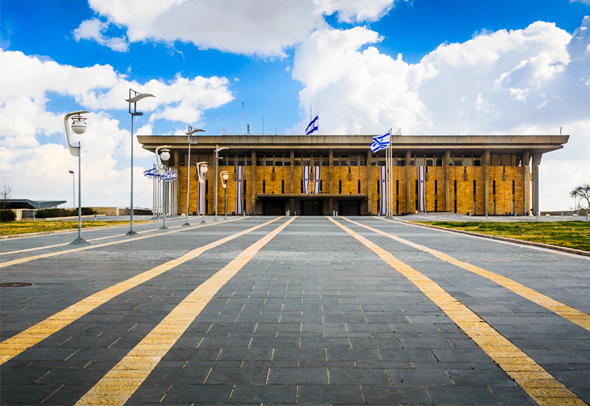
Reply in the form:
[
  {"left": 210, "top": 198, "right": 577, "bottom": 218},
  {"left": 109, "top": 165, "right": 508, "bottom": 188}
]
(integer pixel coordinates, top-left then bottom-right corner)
[
  {"left": 413, "top": 221, "right": 590, "bottom": 252},
  {"left": 0, "top": 221, "right": 150, "bottom": 236}
]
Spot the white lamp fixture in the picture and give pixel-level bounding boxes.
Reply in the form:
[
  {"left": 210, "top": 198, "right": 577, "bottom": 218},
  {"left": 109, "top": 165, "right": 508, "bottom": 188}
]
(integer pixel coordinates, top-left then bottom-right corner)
[{"left": 155, "top": 145, "right": 172, "bottom": 230}]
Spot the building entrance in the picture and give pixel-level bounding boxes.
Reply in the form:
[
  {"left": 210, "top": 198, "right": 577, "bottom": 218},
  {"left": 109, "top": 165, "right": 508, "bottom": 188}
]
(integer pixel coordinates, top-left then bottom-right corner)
[
  {"left": 262, "top": 200, "right": 284, "bottom": 215},
  {"left": 301, "top": 200, "right": 322, "bottom": 216},
  {"left": 340, "top": 200, "right": 361, "bottom": 216}
]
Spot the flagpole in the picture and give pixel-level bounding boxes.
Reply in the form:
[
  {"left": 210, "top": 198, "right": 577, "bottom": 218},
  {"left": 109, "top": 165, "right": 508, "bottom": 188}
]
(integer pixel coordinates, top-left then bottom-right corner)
[{"left": 388, "top": 128, "right": 393, "bottom": 217}]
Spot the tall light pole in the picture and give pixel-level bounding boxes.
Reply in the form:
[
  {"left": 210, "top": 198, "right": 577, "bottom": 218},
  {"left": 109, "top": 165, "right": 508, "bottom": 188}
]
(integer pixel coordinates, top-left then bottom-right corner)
[
  {"left": 126, "top": 89, "right": 155, "bottom": 235},
  {"left": 69, "top": 170, "right": 75, "bottom": 208},
  {"left": 183, "top": 126, "right": 205, "bottom": 226},
  {"left": 64, "top": 111, "right": 89, "bottom": 245},
  {"left": 155, "top": 145, "right": 172, "bottom": 230},
  {"left": 220, "top": 171, "right": 229, "bottom": 220},
  {"left": 197, "top": 162, "right": 208, "bottom": 223},
  {"left": 214, "top": 145, "right": 229, "bottom": 221}
]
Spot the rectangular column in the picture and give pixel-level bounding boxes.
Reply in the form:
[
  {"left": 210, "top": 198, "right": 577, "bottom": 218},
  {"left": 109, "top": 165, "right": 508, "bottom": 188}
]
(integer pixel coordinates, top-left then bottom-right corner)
[
  {"left": 444, "top": 150, "right": 451, "bottom": 212},
  {"left": 484, "top": 150, "right": 490, "bottom": 215},
  {"left": 406, "top": 150, "right": 411, "bottom": 214},
  {"left": 367, "top": 150, "right": 372, "bottom": 215},
  {"left": 251, "top": 150, "right": 256, "bottom": 215},
  {"left": 532, "top": 153, "right": 542, "bottom": 216},
  {"left": 523, "top": 150, "right": 530, "bottom": 216}
]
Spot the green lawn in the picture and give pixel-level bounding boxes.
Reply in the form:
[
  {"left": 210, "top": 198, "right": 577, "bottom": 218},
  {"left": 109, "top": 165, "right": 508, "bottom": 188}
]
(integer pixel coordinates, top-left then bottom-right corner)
[
  {"left": 0, "top": 221, "right": 150, "bottom": 236},
  {"left": 414, "top": 221, "right": 590, "bottom": 252}
]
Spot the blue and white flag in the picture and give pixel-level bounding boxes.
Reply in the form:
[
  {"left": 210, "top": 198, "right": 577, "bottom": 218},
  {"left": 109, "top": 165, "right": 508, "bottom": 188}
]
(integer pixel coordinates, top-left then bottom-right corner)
[
  {"left": 143, "top": 167, "right": 156, "bottom": 178},
  {"left": 164, "top": 170, "right": 177, "bottom": 182},
  {"left": 313, "top": 166, "right": 321, "bottom": 194},
  {"left": 236, "top": 166, "right": 244, "bottom": 214},
  {"left": 418, "top": 166, "right": 426, "bottom": 212},
  {"left": 302, "top": 166, "right": 311, "bottom": 194},
  {"left": 370, "top": 132, "right": 391, "bottom": 153},
  {"left": 379, "top": 166, "right": 387, "bottom": 215},
  {"left": 306, "top": 116, "right": 319, "bottom": 135},
  {"left": 198, "top": 166, "right": 206, "bottom": 215}
]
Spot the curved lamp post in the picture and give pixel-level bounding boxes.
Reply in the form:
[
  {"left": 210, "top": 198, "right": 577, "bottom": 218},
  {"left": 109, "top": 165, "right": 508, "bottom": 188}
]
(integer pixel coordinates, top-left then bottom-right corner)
[
  {"left": 64, "top": 110, "right": 89, "bottom": 245},
  {"left": 214, "top": 145, "right": 229, "bottom": 221},
  {"left": 220, "top": 171, "right": 229, "bottom": 220},
  {"left": 183, "top": 126, "right": 205, "bottom": 226},
  {"left": 196, "top": 162, "right": 208, "bottom": 223},
  {"left": 126, "top": 89, "right": 155, "bottom": 235},
  {"left": 155, "top": 145, "right": 172, "bottom": 230}
]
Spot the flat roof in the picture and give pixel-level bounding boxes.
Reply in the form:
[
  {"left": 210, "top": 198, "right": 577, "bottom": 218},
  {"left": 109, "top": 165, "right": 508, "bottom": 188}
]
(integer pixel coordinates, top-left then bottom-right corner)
[{"left": 138, "top": 134, "right": 568, "bottom": 155}]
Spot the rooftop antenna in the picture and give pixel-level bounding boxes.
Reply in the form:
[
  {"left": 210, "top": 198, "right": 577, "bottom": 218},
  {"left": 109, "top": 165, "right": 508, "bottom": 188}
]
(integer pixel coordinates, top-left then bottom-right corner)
[
  {"left": 222, "top": 128, "right": 227, "bottom": 135},
  {"left": 241, "top": 102, "right": 244, "bottom": 135}
]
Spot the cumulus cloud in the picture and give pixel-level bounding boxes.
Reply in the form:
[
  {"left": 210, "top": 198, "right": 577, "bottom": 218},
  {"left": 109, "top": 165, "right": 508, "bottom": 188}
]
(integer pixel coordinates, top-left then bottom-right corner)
[
  {"left": 73, "top": 18, "right": 129, "bottom": 52},
  {"left": 0, "top": 49, "right": 233, "bottom": 207},
  {"left": 291, "top": 19, "right": 590, "bottom": 209},
  {"left": 82, "top": 0, "right": 400, "bottom": 56}
]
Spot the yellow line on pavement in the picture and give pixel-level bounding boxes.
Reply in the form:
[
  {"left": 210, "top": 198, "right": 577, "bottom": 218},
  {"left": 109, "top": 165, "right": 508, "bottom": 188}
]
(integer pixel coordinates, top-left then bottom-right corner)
[
  {"left": 0, "top": 218, "right": 243, "bottom": 269},
  {"left": 75, "top": 216, "right": 296, "bottom": 406},
  {"left": 0, "top": 217, "right": 271, "bottom": 365},
  {"left": 354, "top": 217, "right": 590, "bottom": 332},
  {"left": 330, "top": 217, "right": 586, "bottom": 406}
]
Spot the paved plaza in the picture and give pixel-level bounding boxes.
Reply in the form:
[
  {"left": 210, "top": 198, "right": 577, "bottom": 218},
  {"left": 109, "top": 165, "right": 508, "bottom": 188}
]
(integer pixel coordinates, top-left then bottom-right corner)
[{"left": 1, "top": 216, "right": 589, "bottom": 405}]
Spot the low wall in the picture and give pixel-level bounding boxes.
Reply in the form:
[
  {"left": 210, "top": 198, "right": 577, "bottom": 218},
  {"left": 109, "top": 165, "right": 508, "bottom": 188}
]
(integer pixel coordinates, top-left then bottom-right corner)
[
  {"left": 119, "top": 208, "right": 153, "bottom": 215},
  {"left": 541, "top": 209, "right": 589, "bottom": 216},
  {"left": 89, "top": 207, "right": 120, "bottom": 216}
]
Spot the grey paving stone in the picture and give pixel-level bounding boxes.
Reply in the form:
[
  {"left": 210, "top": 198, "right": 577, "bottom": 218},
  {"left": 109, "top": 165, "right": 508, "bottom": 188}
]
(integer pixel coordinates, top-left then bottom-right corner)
[
  {"left": 230, "top": 384, "right": 297, "bottom": 403},
  {"left": 427, "top": 385, "right": 502, "bottom": 405},
  {"left": 362, "top": 384, "right": 433, "bottom": 404},
  {"left": 297, "top": 384, "right": 365, "bottom": 404},
  {"left": 267, "top": 368, "right": 329, "bottom": 384}
]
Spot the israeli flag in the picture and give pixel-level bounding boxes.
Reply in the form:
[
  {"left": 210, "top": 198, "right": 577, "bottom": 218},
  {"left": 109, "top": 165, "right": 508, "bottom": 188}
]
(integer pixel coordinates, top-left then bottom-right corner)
[
  {"left": 302, "top": 166, "right": 311, "bottom": 194},
  {"left": 418, "top": 166, "right": 426, "bottom": 212},
  {"left": 370, "top": 132, "right": 391, "bottom": 153},
  {"left": 379, "top": 166, "right": 387, "bottom": 215},
  {"left": 164, "top": 170, "right": 177, "bottom": 182},
  {"left": 236, "top": 166, "right": 244, "bottom": 214},
  {"left": 313, "top": 166, "right": 321, "bottom": 194},
  {"left": 143, "top": 167, "right": 156, "bottom": 178},
  {"left": 306, "top": 116, "right": 319, "bottom": 135}
]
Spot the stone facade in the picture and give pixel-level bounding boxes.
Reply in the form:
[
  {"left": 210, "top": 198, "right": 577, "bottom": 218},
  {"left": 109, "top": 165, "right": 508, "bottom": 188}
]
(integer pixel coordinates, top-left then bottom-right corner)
[{"left": 138, "top": 135, "right": 568, "bottom": 216}]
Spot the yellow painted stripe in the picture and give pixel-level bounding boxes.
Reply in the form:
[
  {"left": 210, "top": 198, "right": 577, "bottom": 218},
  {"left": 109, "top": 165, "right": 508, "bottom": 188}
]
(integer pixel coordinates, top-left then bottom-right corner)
[
  {"left": 0, "top": 217, "right": 243, "bottom": 269},
  {"left": 330, "top": 217, "right": 586, "bottom": 406},
  {"left": 75, "top": 216, "right": 296, "bottom": 405},
  {"left": 0, "top": 217, "right": 271, "bottom": 365},
  {"left": 355, "top": 217, "right": 590, "bottom": 332}
]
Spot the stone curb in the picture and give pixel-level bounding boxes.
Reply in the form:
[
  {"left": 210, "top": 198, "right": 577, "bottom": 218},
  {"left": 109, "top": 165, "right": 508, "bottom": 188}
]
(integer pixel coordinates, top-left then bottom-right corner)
[{"left": 406, "top": 221, "right": 590, "bottom": 258}]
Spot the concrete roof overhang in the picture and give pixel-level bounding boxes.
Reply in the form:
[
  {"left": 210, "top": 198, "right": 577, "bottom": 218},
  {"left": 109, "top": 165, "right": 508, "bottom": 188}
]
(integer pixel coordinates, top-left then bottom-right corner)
[{"left": 137, "top": 134, "right": 569, "bottom": 156}]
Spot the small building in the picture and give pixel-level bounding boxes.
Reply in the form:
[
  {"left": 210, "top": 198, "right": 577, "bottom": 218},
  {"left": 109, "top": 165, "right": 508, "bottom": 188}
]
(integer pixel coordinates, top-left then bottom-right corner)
[{"left": 137, "top": 134, "right": 568, "bottom": 216}]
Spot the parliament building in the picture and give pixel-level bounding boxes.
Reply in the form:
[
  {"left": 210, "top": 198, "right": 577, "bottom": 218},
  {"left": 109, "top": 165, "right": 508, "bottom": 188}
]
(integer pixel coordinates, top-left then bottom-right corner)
[{"left": 137, "top": 134, "right": 568, "bottom": 216}]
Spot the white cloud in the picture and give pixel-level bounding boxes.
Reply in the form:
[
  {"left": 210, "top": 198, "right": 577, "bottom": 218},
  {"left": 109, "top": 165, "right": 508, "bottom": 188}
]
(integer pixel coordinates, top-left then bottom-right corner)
[
  {"left": 291, "top": 19, "right": 590, "bottom": 210},
  {"left": 0, "top": 49, "right": 233, "bottom": 207},
  {"left": 83, "top": 0, "right": 400, "bottom": 57},
  {"left": 73, "top": 18, "right": 129, "bottom": 52}
]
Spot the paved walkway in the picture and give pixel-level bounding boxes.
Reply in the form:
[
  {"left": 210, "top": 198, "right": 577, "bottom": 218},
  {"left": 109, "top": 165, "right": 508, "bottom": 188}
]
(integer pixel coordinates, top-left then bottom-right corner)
[{"left": 1, "top": 216, "right": 589, "bottom": 405}]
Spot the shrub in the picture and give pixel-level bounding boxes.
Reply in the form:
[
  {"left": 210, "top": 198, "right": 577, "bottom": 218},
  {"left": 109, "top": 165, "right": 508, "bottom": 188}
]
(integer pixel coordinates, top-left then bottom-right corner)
[
  {"left": 0, "top": 210, "right": 16, "bottom": 222},
  {"left": 36, "top": 208, "right": 96, "bottom": 218}
]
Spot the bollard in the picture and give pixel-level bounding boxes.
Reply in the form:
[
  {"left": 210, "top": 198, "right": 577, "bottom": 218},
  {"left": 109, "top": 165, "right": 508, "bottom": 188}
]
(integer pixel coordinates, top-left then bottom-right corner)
[
  {"left": 436, "top": 212, "right": 439, "bottom": 219},
  {"left": 485, "top": 213, "right": 488, "bottom": 219},
  {"left": 94, "top": 214, "right": 97, "bottom": 221}
]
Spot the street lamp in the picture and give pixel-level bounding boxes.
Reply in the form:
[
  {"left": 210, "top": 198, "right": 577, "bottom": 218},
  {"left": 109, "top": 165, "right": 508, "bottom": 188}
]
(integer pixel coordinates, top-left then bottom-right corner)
[
  {"left": 220, "top": 171, "right": 229, "bottom": 220},
  {"left": 155, "top": 145, "right": 172, "bottom": 230},
  {"left": 214, "top": 145, "right": 229, "bottom": 221},
  {"left": 196, "top": 162, "right": 208, "bottom": 223},
  {"left": 64, "top": 110, "right": 89, "bottom": 245},
  {"left": 126, "top": 88, "right": 155, "bottom": 235},
  {"left": 68, "top": 170, "right": 75, "bottom": 208},
  {"left": 183, "top": 126, "right": 205, "bottom": 226}
]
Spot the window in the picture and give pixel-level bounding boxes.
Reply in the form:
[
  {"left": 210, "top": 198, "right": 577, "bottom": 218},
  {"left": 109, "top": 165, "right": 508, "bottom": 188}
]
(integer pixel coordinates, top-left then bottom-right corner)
[
  {"left": 415, "top": 157, "right": 425, "bottom": 166},
  {"left": 396, "top": 180, "right": 399, "bottom": 195},
  {"left": 313, "top": 156, "right": 321, "bottom": 166},
  {"left": 282, "top": 180, "right": 285, "bottom": 194},
  {"left": 377, "top": 180, "right": 380, "bottom": 195},
  {"left": 426, "top": 159, "right": 434, "bottom": 167},
  {"left": 350, "top": 155, "right": 358, "bottom": 166},
  {"left": 435, "top": 180, "right": 438, "bottom": 195},
  {"left": 275, "top": 156, "right": 283, "bottom": 167},
  {"left": 371, "top": 157, "right": 378, "bottom": 167},
  {"left": 302, "top": 155, "right": 311, "bottom": 166},
  {"left": 436, "top": 158, "right": 443, "bottom": 166},
  {"left": 340, "top": 155, "right": 349, "bottom": 167},
  {"left": 300, "top": 180, "right": 303, "bottom": 193},
  {"left": 493, "top": 180, "right": 496, "bottom": 195},
  {"left": 512, "top": 180, "right": 515, "bottom": 195},
  {"left": 398, "top": 159, "right": 406, "bottom": 167},
  {"left": 322, "top": 156, "right": 329, "bottom": 167},
  {"left": 474, "top": 158, "right": 482, "bottom": 167},
  {"left": 358, "top": 180, "right": 361, "bottom": 193},
  {"left": 454, "top": 159, "right": 462, "bottom": 167},
  {"left": 227, "top": 156, "right": 235, "bottom": 166},
  {"left": 333, "top": 156, "right": 340, "bottom": 167},
  {"left": 339, "top": 180, "right": 342, "bottom": 194},
  {"left": 263, "top": 180, "right": 266, "bottom": 193},
  {"left": 237, "top": 156, "right": 245, "bottom": 166},
  {"left": 359, "top": 155, "right": 367, "bottom": 166},
  {"left": 265, "top": 156, "right": 273, "bottom": 167},
  {"left": 256, "top": 156, "right": 263, "bottom": 166}
]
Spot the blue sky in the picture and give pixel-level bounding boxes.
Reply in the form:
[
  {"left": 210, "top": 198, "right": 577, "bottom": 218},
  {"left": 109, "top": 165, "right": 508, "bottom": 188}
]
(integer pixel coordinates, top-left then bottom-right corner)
[{"left": 1, "top": 0, "right": 589, "bottom": 210}]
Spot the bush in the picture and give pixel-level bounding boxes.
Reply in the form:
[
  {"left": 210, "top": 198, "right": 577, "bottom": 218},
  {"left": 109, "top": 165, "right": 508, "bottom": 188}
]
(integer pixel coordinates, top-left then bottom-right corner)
[
  {"left": 36, "top": 208, "right": 96, "bottom": 218},
  {"left": 0, "top": 210, "right": 16, "bottom": 222}
]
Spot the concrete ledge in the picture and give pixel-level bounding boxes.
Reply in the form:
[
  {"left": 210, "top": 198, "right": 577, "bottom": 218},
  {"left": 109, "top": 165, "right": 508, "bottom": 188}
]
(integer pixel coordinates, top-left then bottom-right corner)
[
  {"left": 0, "top": 221, "right": 147, "bottom": 240},
  {"left": 406, "top": 221, "right": 590, "bottom": 258}
]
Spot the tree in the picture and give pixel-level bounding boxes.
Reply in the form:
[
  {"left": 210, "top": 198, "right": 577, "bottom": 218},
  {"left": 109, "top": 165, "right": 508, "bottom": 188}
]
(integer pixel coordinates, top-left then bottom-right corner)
[
  {"left": 570, "top": 183, "right": 590, "bottom": 209},
  {"left": 1, "top": 179, "right": 11, "bottom": 211}
]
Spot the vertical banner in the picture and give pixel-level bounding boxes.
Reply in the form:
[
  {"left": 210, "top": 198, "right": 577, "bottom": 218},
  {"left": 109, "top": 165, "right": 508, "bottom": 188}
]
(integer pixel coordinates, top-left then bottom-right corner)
[
  {"left": 198, "top": 166, "right": 206, "bottom": 215},
  {"left": 303, "top": 166, "right": 311, "bottom": 195},
  {"left": 380, "top": 166, "right": 387, "bottom": 215},
  {"left": 418, "top": 166, "right": 426, "bottom": 212},
  {"left": 313, "top": 166, "right": 321, "bottom": 194},
  {"left": 236, "top": 166, "right": 244, "bottom": 214}
]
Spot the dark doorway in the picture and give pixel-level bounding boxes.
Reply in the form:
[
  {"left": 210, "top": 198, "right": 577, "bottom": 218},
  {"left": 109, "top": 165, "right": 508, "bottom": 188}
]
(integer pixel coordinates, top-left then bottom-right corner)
[
  {"left": 263, "top": 200, "right": 284, "bottom": 215},
  {"left": 340, "top": 200, "right": 361, "bottom": 216},
  {"left": 301, "top": 200, "right": 321, "bottom": 215}
]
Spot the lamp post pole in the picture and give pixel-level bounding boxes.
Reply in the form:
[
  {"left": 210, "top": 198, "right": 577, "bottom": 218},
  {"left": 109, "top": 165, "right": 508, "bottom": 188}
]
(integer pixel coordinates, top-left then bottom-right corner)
[
  {"left": 69, "top": 170, "right": 75, "bottom": 208},
  {"left": 156, "top": 146, "right": 172, "bottom": 230},
  {"left": 183, "top": 126, "right": 205, "bottom": 226},
  {"left": 221, "top": 171, "right": 228, "bottom": 220},
  {"left": 126, "top": 89, "right": 155, "bottom": 235},
  {"left": 197, "top": 162, "right": 208, "bottom": 223},
  {"left": 64, "top": 111, "right": 89, "bottom": 245},
  {"left": 214, "top": 145, "right": 228, "bottom": 221}
]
